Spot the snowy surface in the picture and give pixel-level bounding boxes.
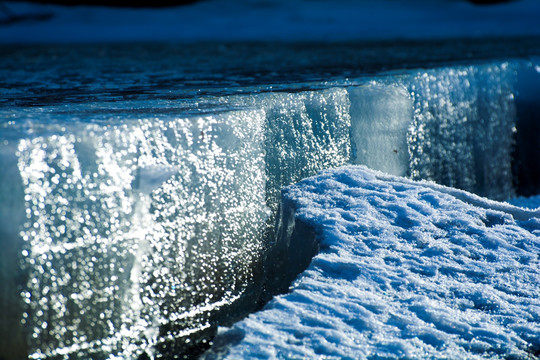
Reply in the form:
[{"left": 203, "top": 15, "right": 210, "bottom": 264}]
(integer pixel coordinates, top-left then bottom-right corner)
[
  {"left": 2, "top": 0, "right": 540, "bottom": 43},
  {"left": 208, "top": 166, "right": 540, "bottom": 359}
]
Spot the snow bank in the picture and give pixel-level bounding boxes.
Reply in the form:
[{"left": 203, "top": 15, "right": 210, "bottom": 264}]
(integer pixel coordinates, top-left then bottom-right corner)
[
  {"left": 1, "top": 0, "right": 540, "bottom": 43},
  {"left": 208, "top": 166, "right": 540, "bottom": 359}
]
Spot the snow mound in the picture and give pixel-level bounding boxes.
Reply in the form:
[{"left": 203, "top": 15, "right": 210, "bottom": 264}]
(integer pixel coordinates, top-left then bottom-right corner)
[{"left": 208, "top": 166, "right": 540, "bottom": 359}]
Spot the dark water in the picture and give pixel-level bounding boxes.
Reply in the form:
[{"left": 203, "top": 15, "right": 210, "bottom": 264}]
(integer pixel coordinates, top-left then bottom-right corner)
[{"left": 2, "top": 37, "right": 540, "bottom": 108}]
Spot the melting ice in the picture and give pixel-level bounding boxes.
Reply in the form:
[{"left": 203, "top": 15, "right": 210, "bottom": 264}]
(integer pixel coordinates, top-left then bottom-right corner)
[{"left": 1, "top": 57, "right": 539, "bottom": 359}]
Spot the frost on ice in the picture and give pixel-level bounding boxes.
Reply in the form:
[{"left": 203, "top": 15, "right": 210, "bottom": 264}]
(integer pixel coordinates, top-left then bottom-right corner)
[{"left": 210, "top": 166, "right": 540, "bottom": 360}]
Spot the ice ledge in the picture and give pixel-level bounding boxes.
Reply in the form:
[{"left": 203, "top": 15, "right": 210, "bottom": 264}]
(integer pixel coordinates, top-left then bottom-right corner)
[{"left": 206, "top": 166, "right": 540, "bottom": 359}]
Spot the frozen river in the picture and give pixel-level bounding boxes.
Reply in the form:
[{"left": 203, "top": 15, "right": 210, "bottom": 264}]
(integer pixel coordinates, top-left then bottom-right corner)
[{"left": 1, "top": 40, "right": 540, "bottom": 359}]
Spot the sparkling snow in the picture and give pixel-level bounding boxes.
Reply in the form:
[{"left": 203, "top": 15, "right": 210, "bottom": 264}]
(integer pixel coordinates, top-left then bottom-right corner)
[{"left": 207, "top": 166, "right": 540, "bottom": 359}]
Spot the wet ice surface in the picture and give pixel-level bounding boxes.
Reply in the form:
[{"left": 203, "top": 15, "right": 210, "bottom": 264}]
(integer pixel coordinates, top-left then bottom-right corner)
[{"left": 210, "top": 166, "right": 540, "bottom": 360}]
